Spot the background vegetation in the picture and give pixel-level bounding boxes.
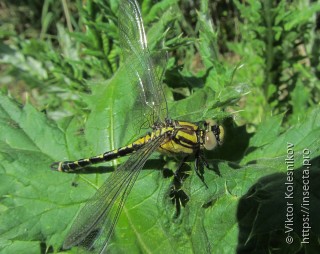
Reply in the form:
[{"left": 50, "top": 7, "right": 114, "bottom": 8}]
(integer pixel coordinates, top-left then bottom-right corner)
[{"left": 1, "top": 0, "right": 320, "bottom": 253}]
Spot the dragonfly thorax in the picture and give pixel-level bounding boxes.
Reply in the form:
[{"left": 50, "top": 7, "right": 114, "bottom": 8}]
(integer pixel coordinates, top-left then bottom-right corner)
[{"left": 156, "top": 119, "right": 223, "bottom": 156}]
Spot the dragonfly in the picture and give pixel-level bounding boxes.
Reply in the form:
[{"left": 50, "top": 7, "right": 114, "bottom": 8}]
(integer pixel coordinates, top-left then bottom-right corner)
[{"left": 51, "top": 0, "right": 224, "bottom": 253}]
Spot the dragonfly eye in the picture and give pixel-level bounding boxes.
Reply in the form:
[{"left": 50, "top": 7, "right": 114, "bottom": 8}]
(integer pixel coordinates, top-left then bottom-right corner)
[{"left": 203, "top": 119, "right": 224, "bottom": 150}]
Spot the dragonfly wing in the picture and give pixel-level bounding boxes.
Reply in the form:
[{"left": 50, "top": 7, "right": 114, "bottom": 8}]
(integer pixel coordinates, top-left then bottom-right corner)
[
  {"left": 63, "top": 134, "right": 165, "bottom": 253},
  {"left": 119, "top": 0, "right": 168, "bottom": 129}
]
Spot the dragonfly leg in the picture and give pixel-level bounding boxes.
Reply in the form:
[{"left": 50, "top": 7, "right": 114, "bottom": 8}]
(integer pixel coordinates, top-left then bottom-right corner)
[
  {"left": 168, "top": 157, "right": 191, "bottom": 217},
  {"left": 169, "top": 187, "right": 189, "bottom": 217},
  {"left": 197, "top": 152, "right": 221, "bottom": 177},
  {"left": 195, "top": 151, "right": 209, "bottom": 189}
]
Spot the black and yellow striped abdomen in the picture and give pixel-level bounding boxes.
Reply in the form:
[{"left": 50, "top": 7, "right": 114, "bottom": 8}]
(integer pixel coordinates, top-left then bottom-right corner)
[{"left": 51, "top": 124, "right": 176, "bottom": 172}]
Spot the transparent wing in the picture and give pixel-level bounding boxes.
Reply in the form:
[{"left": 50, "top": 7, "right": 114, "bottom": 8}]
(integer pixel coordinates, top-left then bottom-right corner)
[
  {"left": 63, "top": 135, "right": 165, "bottom": 253},
  {"left": 119, "top": 0, "right": 168, "bottom": 129}
]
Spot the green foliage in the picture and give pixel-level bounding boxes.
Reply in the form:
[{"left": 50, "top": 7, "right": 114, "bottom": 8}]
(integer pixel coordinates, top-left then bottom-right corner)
[
  {"left": 1, "top": 0, "right": 320, "bottom": 253},
  {"left": 231, "top": 0, "right": 320, "bottom": 126}
]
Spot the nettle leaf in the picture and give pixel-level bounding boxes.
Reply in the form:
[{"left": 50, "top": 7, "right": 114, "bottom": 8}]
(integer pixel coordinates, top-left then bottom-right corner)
[
  {"left": 2, "top": 78, "right": 320, "bottom": 254},
  {"left": 237, "top": 108, "right": 320, "bottom": 253},
  {"left": 247, "top": 113, "right": 283, "bottom": 148},
  {"left": 242, "top": 108, "right": 320, "bottom": 167},
  {"left": 2, "top": 1, "right": 320, "bottom": 252},
  {"left": 0, "top": 94, "right": 86, "bottom": 253}
]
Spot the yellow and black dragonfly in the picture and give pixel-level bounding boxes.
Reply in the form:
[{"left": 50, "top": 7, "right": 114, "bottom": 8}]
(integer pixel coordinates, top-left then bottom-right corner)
[{"left": 51, "top": 0, "right": 224, "bottom": 253}]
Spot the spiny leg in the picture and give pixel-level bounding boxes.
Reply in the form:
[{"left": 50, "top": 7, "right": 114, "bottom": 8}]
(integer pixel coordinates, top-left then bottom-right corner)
[
  {"left": 164, "top": 153, "right": 221, "bottom": 216},
  {"left": 168, "top": 157, "right": 191, "bottom": 217},
  {"left": 194, "top": 151, "right": 208, "bottom": 189},
  {"left": 197, "top": 152, "right": 221, "bottom": 176}
]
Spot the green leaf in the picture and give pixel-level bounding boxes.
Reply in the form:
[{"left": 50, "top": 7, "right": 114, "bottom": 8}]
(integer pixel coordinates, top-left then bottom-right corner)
[
  {"left": 2, "top": 0, "right": 320, "bottom": 253},
  {"left": 0, "top": 94, "right": 85, "bottom": 252},
  {"left": 2, "top": 84, "right": 320, "bottom": 253},
  {"left": 197, "top": 3, "right": 219, "bottom": 69},
  {"left": 242, "top": 108, "right": 320, "bottom": 167},
  {"left": 247, "top": 113, "right": 283, "bottom": 148}
]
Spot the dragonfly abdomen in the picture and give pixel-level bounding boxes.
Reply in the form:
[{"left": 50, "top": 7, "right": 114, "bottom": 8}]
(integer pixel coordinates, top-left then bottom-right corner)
[
  {"left": 50, "top": 129, "right": 169, "bottom": 173},
  {"left": 51, "top": 143, "right": 142, "bottom": 172}
]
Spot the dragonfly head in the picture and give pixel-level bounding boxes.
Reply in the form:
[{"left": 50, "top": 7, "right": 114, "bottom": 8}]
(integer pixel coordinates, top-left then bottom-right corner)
[{"left": 203, "top": 119, "right": 224, "bottom": 150}]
